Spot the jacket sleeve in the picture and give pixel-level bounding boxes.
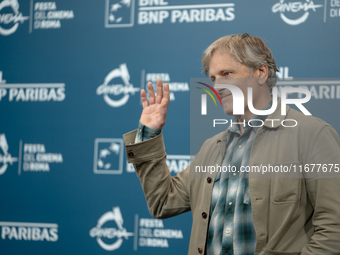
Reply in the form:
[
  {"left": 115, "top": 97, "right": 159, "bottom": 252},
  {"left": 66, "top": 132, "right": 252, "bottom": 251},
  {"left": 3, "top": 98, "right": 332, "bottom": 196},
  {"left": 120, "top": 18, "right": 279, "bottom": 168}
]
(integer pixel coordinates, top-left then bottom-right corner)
[
  {"left": 301, "top": 125, "right": 340, "bottom": 255},
  {"left": 123, "top": 130, "right": 191, "bottom": 219}
]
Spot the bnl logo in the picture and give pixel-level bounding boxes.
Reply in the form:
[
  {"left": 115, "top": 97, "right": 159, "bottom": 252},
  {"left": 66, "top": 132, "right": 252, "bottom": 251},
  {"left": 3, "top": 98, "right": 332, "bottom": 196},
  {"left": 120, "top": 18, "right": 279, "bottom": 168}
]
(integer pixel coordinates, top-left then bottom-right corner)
[
  {"left": 105, "top": 0, "right": 135, "bottom": 28},
  {"left": 197, "top": 82, "right": 312, "bottom": 116},
  {"left": 93, "top": 138, "right": 124, "bottom": 174}
]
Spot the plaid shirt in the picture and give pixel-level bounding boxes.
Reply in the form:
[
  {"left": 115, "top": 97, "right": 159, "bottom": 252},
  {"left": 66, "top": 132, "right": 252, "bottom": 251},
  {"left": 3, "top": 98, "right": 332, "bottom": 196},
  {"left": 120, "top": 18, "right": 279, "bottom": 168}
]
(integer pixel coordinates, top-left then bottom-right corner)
[
  {"left": 206, "top": 102, "right": 272, "bottom": 255},
  {"left": 135, "top": 101, "right": 271, "bottom": 255}
]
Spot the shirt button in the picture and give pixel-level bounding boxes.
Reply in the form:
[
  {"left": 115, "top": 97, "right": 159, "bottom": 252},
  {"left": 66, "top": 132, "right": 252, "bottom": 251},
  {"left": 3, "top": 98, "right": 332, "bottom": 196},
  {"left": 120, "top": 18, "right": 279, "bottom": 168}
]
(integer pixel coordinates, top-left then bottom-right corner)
[
  {"left": 233, "top": 173, "right": 236, "bottom": 176},
  {"left": 206, "top": 177, "right": 212, "bottom": 184},
  {"left": 226, "top": 229, "right": 230, "bottom": 235},
  {"left": 238, "top": 145, "right": 242, "bottom": 148},
  {"left": 202, "top": 212, "right": 207, "bottom": 219},
  {"left": 128, "top": 152, "right": 134, "bottom": 157},
  {"left": 198, "top": 247, "right": 203, "bottom": 254},
  {"left": 229, "top": 202, "right": 232, "bottom": 205}
]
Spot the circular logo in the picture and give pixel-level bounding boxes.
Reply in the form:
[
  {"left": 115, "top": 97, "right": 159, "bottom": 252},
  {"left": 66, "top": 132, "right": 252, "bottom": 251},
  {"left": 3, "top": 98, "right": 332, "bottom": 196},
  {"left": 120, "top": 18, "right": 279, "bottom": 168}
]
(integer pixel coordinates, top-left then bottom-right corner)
[
  {"left": 272, "top": 0, "right": 323, "bottom": 26},
  {"left": 0, "top": 134, "right": 18, "bottom": 175},
  {"left": 0, "top": 0, "right": 29, "bottom": 36},
  {"left": 96, "top": 63, "right": 140, "bottom": 107},
  {"left": 90, "top": 207, "right": 134, "bottom": 251}
]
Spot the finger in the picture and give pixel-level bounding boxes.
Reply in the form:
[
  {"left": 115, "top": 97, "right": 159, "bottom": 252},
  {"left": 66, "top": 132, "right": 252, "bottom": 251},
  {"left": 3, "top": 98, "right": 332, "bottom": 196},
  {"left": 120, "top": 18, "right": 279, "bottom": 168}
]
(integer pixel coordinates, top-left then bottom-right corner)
[
  {"left": 148, "top": 82, "right": 155, "bottom": 105},
  {"left": 158, "top": 83, "right": 169, "bottom": 129},
  {"left": 156, "top": 78, "right": 163, "bottom": 104},
  {"left": 140, "top": 89, "right": 149, "bottom": 109},
  {"left": 160, "top": 83, "right": 170, "bottom": 108}
]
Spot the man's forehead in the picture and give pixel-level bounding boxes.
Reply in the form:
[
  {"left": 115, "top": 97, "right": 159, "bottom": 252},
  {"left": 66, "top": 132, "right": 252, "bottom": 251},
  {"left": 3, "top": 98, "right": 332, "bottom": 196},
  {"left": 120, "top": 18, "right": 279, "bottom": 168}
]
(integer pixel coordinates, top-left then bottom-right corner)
[{"left": 208, "top": 52, "right": 243, "bottom": 73}]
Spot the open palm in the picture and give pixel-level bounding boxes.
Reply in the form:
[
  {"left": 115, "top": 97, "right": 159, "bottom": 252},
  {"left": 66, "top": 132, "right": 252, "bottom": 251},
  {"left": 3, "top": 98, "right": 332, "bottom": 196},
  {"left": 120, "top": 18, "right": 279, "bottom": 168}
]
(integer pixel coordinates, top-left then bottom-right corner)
[{"left": 140, "top": 79, "right": 170, "bottom": 130}]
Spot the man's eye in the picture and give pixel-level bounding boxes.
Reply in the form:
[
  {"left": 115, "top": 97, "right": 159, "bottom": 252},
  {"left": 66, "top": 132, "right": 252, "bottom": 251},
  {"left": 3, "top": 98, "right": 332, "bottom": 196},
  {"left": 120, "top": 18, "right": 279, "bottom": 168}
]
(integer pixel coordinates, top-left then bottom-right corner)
[
  {"left": 210, "top": 77, "right": 216, "bottom": 82},
  {"left": 224, "top": 72, "right": 230, "bottom": 76}
]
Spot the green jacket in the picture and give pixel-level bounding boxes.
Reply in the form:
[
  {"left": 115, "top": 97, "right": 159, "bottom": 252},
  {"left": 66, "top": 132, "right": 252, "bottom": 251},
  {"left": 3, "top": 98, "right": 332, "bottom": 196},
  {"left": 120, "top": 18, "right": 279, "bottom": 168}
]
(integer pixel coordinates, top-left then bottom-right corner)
[{"left": 123, "top": 104, "right": 340, "bottom": 255}]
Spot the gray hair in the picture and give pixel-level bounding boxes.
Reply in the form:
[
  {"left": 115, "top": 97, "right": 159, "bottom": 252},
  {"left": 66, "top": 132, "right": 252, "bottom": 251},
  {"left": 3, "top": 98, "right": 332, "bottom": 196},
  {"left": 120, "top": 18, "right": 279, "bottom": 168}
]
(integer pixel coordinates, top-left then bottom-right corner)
[{"left": 202, "top": 33, "right": 279, "bottom": 89}]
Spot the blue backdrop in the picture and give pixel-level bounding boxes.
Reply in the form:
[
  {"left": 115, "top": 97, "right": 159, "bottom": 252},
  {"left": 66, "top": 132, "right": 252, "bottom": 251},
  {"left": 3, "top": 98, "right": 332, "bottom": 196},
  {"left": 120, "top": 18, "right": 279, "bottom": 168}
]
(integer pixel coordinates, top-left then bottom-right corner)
[{"left": 1, "top": 0, "right": 339, "bottom": 254}]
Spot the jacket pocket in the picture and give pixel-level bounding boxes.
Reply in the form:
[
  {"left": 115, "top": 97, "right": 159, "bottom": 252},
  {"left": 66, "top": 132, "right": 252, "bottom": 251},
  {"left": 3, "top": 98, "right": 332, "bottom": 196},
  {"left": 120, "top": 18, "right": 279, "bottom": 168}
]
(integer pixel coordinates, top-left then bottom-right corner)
[
  {"left": 270, "top": 163, "right": 301, "bottom": 204},
  {"left": 260, "top": 248, "right": 300, "bottom": 255}
]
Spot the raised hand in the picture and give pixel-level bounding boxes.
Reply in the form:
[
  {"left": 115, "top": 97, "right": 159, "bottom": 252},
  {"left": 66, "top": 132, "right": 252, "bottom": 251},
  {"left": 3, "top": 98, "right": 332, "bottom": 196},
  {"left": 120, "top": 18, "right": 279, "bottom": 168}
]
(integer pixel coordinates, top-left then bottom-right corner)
[{"left": 140, "top": 78, "right": 170, "bottom": 130}]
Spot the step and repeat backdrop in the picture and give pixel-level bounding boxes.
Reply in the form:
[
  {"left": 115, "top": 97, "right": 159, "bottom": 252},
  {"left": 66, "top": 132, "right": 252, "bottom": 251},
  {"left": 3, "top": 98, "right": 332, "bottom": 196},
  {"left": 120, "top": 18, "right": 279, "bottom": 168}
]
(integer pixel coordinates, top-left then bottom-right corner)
[{"left": 1, "top": 0, "right": 340, "bottom": 254}]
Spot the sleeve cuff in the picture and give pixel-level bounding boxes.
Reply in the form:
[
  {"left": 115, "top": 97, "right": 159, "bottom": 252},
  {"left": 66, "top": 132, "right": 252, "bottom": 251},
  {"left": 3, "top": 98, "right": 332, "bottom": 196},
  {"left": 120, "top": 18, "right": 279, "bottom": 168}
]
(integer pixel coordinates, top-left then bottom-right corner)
[
  {"left": 123, "top": 129, "right": 166, "bottom": 164},
  {"left": 135, "top": 121, "right": 162, "bottom": 143}
]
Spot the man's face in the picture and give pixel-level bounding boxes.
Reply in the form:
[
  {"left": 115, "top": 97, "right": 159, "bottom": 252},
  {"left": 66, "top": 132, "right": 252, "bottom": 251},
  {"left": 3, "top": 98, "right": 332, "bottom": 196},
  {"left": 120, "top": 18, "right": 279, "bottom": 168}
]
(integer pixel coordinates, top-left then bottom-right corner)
[{"left": 208, "top": 51, "right": 260, "bottom": 116}]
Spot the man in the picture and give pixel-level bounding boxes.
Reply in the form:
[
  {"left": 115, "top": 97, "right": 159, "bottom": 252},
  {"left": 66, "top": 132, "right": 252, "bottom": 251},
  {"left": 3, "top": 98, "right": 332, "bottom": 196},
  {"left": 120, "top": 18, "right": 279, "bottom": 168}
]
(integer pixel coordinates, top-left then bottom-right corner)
[{"left": 123, "top": 34, "right": 340, "bottom": 255}]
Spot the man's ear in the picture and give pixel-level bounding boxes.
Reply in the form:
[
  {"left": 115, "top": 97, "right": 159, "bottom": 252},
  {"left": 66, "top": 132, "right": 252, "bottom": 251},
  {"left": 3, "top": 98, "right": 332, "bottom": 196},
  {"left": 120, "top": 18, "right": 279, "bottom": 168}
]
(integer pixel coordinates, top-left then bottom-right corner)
[{"left": 257, "top": 64, "right": 268, "bottom": 85}]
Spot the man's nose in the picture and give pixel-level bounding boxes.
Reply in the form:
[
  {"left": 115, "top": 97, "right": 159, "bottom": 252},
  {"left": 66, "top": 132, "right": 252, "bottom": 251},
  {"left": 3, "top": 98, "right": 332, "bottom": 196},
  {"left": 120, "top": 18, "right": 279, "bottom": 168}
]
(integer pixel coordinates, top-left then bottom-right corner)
[
  {"left": 213, "top": 79, "right": 228, "bottom": 93},
  {"left": 214, "top": 87, "right": 225, "bottom": 94}
]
